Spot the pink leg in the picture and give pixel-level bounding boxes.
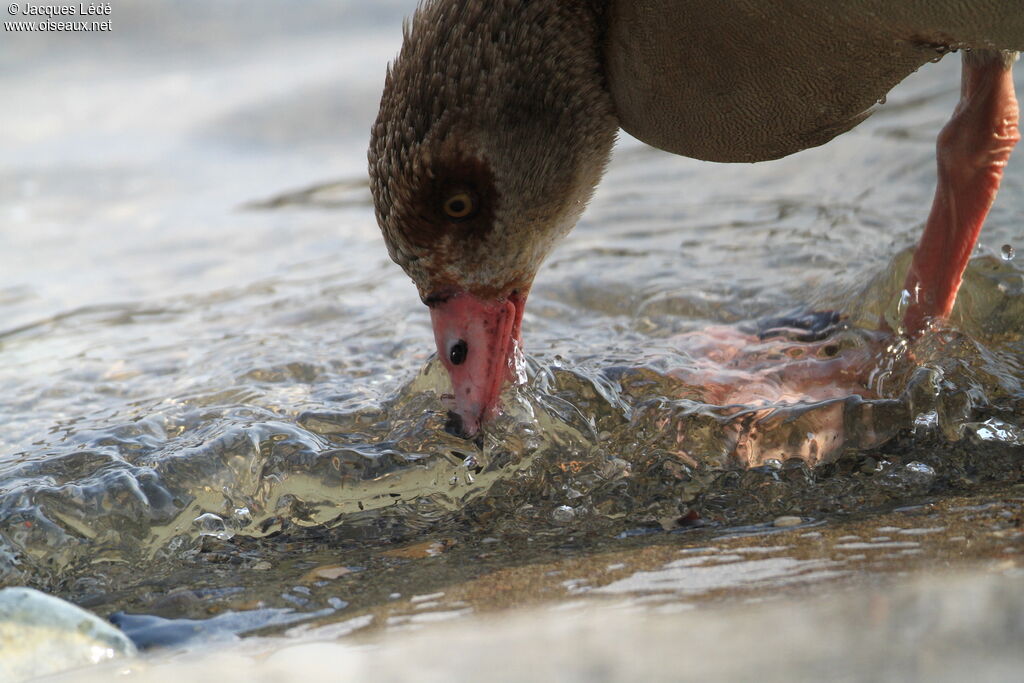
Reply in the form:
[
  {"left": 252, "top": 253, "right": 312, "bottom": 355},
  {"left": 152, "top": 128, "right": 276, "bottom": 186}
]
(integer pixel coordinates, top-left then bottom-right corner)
[{"left": 902, "top": 50, "right": 1020, "bottom": 336}]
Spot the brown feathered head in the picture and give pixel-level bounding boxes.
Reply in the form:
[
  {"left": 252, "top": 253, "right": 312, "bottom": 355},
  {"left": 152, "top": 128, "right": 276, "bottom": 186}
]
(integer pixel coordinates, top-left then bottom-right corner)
[{"left": 369, "top": 0, "right": 617, "bottom": 435}]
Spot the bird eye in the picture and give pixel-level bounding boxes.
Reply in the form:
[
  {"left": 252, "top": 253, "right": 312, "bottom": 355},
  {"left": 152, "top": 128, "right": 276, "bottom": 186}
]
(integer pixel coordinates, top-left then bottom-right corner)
[
  {"left": 449, "top": 339, "right": 468, "bottom": 365},
  {"left": 442, "top": 191, "right": 476, "bottom": 220}
]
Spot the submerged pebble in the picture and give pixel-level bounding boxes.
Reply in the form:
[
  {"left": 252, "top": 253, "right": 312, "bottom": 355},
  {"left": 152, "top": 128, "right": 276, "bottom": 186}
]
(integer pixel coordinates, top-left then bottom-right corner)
[
  {"left": 905, "top": 462, "right": 935, "bottom": 476},
  {"left": 773, "top": 516, "right": 803, "bottom": 528},
  {"left": 304, "top": 565, "right": 355, "bottom": 581},
  {"left": 551, "top": 505, "right": 577, "bottom": 525},
  {"left": 382, "top": 539, "right": 456, "bottom": 559}
]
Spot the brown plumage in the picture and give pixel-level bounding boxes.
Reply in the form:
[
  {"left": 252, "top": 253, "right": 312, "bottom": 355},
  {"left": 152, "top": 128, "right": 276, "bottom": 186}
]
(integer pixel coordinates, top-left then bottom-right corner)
[
  {"left": 369, "top": 0, "right": 616, "bottom": 302},
  {"left": 608, "top": 1, "right": 1023, "bottom": 161}
]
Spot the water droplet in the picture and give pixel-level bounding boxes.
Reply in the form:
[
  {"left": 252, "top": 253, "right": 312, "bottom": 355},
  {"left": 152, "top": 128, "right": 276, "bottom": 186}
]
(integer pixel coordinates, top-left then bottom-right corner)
[
  {"left": 913, "top": 411, "right": 938, "bottom": 432},
  {"left": 968, "top": 418, "right": 1024, "bottom": 445},
  {"left": 551, "top": 505, "right": 576, "bottom": 525},
  {"left": 510, "top": 340, "right": 528, "bottom": 383},
  {"left": 193, "top": 513, "right": 234, "bottom": 540},
  {"left": 1001, "top": 244, "right": 1015, "bottom": 260}
]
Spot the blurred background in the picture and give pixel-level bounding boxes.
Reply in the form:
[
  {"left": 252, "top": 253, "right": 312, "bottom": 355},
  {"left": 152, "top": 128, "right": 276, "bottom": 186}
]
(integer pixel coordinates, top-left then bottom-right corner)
[{"left": 1, "top": 1, "right": 414, "bottom": 326}]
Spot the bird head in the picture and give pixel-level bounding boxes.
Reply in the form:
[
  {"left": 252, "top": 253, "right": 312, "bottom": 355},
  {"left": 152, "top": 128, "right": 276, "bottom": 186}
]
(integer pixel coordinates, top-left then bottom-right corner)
[{"left": 369, "top": 0, "right": 616, "bottom": 435}]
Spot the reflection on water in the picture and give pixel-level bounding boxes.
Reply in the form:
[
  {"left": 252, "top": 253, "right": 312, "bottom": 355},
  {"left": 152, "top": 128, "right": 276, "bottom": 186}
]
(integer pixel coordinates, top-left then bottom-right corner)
[
  {"left": 590, "top": 555, "right": 847, "bottom": 596},
  {"left": 1, "top": 0, "right": 1023, "bottom": 646}
]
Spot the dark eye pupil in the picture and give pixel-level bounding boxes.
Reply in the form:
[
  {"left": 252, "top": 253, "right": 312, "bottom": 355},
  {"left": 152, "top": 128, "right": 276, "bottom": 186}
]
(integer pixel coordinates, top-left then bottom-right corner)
[
  {"left": 444, "top": 192, "right": 475, "bottom": 219},
  {"left": 449, "top": 339, "right": 468, "bottom": 365}
]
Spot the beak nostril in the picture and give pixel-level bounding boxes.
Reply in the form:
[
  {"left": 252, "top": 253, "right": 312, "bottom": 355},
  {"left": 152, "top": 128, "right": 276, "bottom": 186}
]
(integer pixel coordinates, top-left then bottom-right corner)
[{"left": 449, "top": 339, "right": 468, "bottom": 365}]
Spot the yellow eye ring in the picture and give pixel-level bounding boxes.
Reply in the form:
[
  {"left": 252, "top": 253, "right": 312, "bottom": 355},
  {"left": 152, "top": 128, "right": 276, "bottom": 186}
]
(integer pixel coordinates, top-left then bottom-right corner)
[{"left": 442, "top": 191, "right": 476, "bottom": 220}]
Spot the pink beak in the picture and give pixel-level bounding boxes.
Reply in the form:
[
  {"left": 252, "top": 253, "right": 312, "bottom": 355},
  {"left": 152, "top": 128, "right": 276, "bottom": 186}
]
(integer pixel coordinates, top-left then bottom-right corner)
[{"left": 428, "top": 290, "right": 527, "bottom": 436}]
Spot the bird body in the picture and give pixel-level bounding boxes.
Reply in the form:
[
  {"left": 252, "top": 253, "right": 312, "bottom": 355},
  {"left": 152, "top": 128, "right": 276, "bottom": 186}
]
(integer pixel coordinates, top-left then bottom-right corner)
[
  {"left": 607, "top": 0, "right": 1024, "bottom": 161},
  {"left": 369, "top": 0, "right": 1021, "bottom": 436}
]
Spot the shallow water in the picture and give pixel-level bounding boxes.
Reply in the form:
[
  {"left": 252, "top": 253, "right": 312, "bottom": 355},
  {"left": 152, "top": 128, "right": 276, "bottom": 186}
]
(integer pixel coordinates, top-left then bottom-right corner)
[{"left": 1, "top": 0, "right": 1023, "bottom": 650}]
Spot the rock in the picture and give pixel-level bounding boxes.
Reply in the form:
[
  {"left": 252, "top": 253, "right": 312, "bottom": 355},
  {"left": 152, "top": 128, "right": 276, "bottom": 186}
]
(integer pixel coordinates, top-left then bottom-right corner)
[
  {"left": 773, "top": 516, "right": 803, "bottom": 528},
  {"left": 0, "top": 587, "right": 136, "bottom": 682},
  {"left": 301, "top": 564, "right": 355, "bottom": 582}
]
